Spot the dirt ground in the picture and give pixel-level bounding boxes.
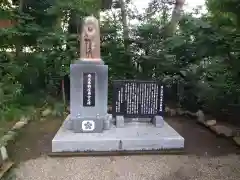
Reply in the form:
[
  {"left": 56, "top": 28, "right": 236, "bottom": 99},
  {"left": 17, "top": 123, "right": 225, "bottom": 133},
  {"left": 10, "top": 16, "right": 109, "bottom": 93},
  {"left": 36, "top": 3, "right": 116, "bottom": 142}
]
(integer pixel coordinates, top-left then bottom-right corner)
[
  {"left": 2, "top": 116, "right": 239, "bottom": 180},
  {"left": 167, "top": 116, "right": 240, "bottom": 156},
  {"left": 7, "top": 117, "right": 63, "bottom": 163},
  {"left": 6, "top": 115, "right": 240, "bottom": 164},
  {"left": 0, "top": 120, "right": 17, "bottom": 138}
]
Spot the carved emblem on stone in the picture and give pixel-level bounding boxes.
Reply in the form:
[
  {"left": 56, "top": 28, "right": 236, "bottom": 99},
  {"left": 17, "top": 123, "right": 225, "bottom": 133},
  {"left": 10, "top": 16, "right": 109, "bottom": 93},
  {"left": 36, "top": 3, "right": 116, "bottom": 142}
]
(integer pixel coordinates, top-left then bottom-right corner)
[{"left": 82, "top": 120, "right": 95, "bottom": 131}]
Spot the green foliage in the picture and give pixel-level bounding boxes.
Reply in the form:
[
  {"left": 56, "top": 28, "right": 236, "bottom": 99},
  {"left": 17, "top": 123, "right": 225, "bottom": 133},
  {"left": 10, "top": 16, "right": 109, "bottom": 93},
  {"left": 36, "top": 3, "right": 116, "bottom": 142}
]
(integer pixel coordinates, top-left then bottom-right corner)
[{"left": 0, "top": 0, "right": 240, "bottom": 122}]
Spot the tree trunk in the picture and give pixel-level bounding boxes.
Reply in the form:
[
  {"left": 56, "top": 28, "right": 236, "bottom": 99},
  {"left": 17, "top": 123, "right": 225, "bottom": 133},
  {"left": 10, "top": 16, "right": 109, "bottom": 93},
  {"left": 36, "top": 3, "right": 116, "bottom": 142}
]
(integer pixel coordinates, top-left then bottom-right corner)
[
  {"left": 15, "top": 0, "right": 24, "bottom": 58},
  {"left": 119, "top": 0, "right": 130, "bottom": 49},
  {"left": 119, "top": 0, "right": 133, "bottom": 78},
  {"left": 166, "top": 0, "right": 185, "bottom": 35}
]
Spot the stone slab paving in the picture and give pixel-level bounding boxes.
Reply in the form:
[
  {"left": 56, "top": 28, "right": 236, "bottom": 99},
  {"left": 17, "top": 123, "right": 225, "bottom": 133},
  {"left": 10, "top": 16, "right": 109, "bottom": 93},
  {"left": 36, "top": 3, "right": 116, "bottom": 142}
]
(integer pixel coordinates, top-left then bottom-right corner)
[
  {"left": 52, "top": 121, "right": 184, "bottom": 152},
  {"left": 12, "top": 154, "right": 240, "bottom": 180}
]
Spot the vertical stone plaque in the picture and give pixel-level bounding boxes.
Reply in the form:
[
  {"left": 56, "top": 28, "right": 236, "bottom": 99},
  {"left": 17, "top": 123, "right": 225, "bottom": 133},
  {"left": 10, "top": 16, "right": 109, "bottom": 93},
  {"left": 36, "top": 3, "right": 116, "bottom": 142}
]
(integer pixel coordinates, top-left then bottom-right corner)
[
  {"left": 70, "top": 64, "right": 108, "bottom": 118},
  {"left": 83, "top": 72, "right": 96, "bottom": 107}
]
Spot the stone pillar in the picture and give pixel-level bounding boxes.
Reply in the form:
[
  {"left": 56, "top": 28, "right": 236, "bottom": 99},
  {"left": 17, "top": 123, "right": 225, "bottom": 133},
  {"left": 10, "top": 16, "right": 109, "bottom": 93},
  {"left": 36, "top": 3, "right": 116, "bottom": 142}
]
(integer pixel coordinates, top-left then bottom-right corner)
[
  {"left": 0, "top": 146, "right": 8, "bottom": 166},
  {"left": 69, "top": 16, "right": 109, "bottom": 133}
]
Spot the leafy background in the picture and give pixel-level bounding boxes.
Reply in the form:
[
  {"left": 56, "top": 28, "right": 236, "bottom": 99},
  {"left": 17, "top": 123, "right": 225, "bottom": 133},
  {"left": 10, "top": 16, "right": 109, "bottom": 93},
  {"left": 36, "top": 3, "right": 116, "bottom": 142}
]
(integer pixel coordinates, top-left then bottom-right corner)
[{"left": 0, "top": 0, "right": 239, "bottom": 124}]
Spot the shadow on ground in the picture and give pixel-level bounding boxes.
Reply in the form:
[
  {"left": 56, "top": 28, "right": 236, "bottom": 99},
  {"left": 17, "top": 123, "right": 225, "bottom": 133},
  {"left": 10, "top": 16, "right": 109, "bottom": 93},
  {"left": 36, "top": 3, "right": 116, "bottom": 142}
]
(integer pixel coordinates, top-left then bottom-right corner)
[{"left": 6, "top": 116, "right": 240, "bottom": 164}]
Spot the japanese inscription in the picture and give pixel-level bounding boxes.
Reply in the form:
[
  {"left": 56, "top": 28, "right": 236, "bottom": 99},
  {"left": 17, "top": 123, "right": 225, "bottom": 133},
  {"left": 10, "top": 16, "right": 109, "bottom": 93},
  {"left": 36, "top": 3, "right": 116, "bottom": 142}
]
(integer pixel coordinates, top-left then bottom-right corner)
[
  {"left": 112, "top": 80, "right": 165, "bottom": 118},
  {"left": 80, "top": 16, "right": 101, "bottom": 61},
  {"left": 83, "top": 73, "right": 96, "bottom": 107}
]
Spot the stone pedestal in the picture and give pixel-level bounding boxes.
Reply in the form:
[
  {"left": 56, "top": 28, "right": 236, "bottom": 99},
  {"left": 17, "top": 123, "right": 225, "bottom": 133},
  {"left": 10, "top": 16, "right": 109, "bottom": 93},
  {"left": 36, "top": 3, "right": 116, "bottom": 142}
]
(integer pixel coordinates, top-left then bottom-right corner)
[
  {"left": 52, "top": 119, "right": 184, "bottom": 152},
  {"left": 152, "top": 116, "right": 164, "bottom": 128},
  {"left": 69, "top": 60, "right": 108, "bottom": 133},
  {"left": 116, "top": 116, "right": 124, "bottom": 128}
]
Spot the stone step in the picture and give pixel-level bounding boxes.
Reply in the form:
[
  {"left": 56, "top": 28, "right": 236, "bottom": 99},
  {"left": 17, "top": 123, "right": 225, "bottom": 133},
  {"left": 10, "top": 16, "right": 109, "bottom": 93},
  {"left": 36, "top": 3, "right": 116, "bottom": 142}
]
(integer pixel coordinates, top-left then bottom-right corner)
[
  {"left": 52, "top": 119, "right": 184, "bottom": 152},
  {"left": 210, "top": 125, "right": 233, "bottom": 137}
]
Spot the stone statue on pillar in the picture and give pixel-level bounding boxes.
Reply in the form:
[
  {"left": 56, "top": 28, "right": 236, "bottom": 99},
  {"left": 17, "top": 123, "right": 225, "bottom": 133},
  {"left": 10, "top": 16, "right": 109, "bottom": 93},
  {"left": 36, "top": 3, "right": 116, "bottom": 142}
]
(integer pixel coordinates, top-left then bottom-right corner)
[
  {"left": 79, "top": 16, "right": 101, "bottom": 61},
  {"left": 66, "top": 16, "right": 110, "bottom": 133}
]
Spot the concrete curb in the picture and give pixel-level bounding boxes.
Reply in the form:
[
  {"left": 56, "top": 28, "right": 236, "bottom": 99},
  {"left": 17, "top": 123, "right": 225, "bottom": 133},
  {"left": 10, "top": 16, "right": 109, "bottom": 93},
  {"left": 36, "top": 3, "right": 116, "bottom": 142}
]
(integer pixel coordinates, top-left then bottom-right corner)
[
  {"left": 0, "top": 116, "right": 31, "bottom": 147},
  {"left": 0, "top": 116, "right": 30, "bottom": 178},
  {"left": 165, "top": 106, "right": 240, "bottom": 147},
  {"left": 0, "top": 145, "right": 13, "bottom": 179},
  {"left": 0, "top": 113, "right": 34, "bottom": 165},
  {"left": 0, "top": 113, "right": 34, "bottom": 177},
  {"left": 0, "top": 146, "right": 8, "bottom": 162}
]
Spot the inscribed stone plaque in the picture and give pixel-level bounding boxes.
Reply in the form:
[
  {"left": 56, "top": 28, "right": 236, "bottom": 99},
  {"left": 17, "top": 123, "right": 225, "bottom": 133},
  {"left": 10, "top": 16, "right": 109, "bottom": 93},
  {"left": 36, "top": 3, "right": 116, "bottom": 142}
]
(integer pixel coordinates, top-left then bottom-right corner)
[
  {"left": 82, "top": 72, "right": 96, "bottom": 107},
  {"left": 112, "top": 80, "right": 165, "bottom": 118},
  {"left": 70, "top": 64, "right": 108, "bottom": 118},
  {"left": 79, "top": 16, "right": 101, "bottom": 61}
]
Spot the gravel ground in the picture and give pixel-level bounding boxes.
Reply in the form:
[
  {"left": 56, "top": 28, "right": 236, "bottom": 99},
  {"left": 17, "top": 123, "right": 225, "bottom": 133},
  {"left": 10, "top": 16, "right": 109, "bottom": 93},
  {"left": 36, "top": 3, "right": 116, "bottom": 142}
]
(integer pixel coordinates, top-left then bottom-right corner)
[{"left": 12, "top": 154, "right": 240, "bottom": 180}]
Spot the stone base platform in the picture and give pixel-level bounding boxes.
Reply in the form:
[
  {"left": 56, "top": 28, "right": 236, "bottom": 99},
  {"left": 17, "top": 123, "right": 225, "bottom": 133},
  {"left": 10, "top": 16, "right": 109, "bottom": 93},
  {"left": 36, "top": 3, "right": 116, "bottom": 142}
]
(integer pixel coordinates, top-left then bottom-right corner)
[{"left": 52, "top": 117, "right": 184, "bottom": 153}]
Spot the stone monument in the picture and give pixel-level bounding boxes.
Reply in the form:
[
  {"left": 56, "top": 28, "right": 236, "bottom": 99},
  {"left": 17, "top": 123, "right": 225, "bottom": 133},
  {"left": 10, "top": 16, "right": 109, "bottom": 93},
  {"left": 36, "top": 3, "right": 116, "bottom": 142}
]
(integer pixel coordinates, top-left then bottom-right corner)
[
  {"left": 69, "top": 16, "right": 109, "bottom": 133},
  {"left": 52, "top": 16, "right": 184, "bottom": 153}
]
